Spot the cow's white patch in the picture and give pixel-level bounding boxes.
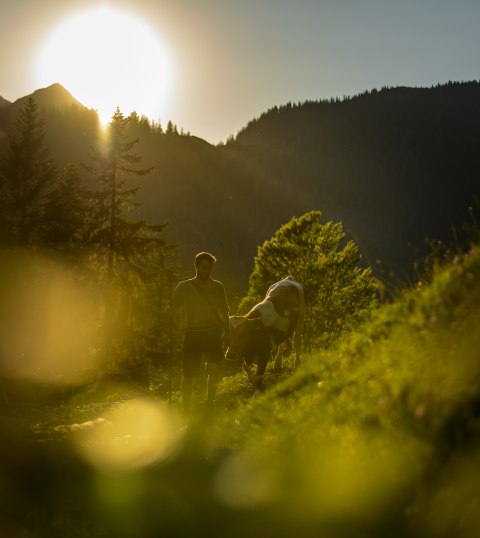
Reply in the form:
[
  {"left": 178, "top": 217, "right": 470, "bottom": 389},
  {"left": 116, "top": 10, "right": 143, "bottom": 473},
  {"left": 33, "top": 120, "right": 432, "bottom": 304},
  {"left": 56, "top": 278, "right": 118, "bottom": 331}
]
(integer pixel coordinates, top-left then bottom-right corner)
[
  {"left": 253, "top": 300, "right": 277, "bottom": 327},
  {"left": 252, "top": 300, "right": 290, "bottom": 333},
  {"left": 266, "top": 278, "right": 303, "bottom": 297}
]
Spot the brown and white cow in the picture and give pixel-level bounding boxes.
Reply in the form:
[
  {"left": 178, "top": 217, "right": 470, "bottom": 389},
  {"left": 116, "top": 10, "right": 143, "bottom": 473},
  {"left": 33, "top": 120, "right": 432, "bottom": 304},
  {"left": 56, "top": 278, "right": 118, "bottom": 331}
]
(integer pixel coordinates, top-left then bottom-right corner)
[{"left": 226, "top": 278, "right": 304, "bottom": 390}]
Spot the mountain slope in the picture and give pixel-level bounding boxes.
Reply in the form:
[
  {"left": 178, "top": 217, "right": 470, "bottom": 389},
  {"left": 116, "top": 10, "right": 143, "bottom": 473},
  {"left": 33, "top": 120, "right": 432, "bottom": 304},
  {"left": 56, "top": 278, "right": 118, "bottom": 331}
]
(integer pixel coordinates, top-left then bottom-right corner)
[
  {"left": 0, "top": 83, "right": 97, "bottom": 166},
  {"left": 231, "top": 81, "right": 480, "bottom": 281},
  {"left": 10, "top": 83, "right": 84, "bottom": 112}
]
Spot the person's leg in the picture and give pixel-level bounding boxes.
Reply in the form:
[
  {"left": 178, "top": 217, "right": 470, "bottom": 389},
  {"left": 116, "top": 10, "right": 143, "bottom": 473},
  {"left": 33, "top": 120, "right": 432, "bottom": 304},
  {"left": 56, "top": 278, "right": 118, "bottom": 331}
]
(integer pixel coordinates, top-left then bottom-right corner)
[
  {"left": 203, "top": 327, "right": 224, "bottom": 407},
  {"left": 182, "top": 349, "right": 200, "bottom": 414},
  {"left": 182, "top": 374, "right": 194, "bottom": 414},
  {"left": 205, "top": 359, "right": 221, "bottom": 403}
]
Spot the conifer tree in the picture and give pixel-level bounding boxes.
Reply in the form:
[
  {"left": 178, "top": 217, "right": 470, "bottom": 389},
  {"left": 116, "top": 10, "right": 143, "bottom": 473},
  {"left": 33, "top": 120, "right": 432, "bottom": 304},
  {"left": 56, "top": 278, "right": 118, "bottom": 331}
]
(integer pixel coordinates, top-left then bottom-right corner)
[
  {"left": 165, "top": 120, "right": 178, "bottom": 135},
  {"left": 0, "top": 98, "right": 55, "bottom": 245},
  {"left": 240, "top": 211, "right": 377, "bottom": 350},
  {"left": 41, "top": 163, "right": 92, "bottom": 262},
  {"left": 85, "top": 107, "right": 171, "bottom": 369},
  {"left": 86, "top": 108, "right": 155, "bottom": 274}
]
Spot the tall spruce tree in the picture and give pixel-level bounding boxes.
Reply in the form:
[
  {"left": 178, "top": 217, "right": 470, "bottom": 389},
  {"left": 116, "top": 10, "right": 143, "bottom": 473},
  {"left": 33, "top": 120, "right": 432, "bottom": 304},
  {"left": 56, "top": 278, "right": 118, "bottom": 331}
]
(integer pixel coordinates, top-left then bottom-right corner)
[
  {"left": 85, "top": 107, "right": 171, "bottom": 369},
  {"left": 0, "top": 98, "right": 55, "bottom": 246}
]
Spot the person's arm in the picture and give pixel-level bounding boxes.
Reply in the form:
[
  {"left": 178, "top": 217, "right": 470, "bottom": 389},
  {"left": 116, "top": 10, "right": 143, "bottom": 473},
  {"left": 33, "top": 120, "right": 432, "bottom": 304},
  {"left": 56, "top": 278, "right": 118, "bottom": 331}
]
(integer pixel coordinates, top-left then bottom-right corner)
[{"left": 172, "top": 281, "right": 183, "bottom": 309}]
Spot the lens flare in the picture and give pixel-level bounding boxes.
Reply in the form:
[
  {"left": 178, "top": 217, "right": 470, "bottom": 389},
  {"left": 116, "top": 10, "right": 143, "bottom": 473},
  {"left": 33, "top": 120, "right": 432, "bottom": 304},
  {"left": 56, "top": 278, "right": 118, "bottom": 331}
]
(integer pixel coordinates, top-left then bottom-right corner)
[
  {"left": 214, "top": 454, "right": 279, "bottom": 509},
  {"left": 75, "top": 398, "right": 184, "bottom": 471},
  {"left": 0, "top": 250, "right": 98, "bottom": 385}
]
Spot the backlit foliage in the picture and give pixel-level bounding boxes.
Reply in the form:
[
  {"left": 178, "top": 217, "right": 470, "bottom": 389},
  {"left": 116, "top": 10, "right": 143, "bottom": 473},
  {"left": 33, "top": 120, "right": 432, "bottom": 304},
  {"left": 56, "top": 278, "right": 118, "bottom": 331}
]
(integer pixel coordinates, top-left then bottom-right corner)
[{"left": 240, "top": 211, "right": 377, "bottom": 349}]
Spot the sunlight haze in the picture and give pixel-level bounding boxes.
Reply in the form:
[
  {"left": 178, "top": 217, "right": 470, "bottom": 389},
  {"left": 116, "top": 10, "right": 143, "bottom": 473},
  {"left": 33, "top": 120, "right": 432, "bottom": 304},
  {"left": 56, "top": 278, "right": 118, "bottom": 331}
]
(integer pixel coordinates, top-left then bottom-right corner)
[
  {"left": 1, "top": 0, "right": 480, "bottom": 142},
  {"left": 36, "top": 6, "right": 173, "bottom": 125}
]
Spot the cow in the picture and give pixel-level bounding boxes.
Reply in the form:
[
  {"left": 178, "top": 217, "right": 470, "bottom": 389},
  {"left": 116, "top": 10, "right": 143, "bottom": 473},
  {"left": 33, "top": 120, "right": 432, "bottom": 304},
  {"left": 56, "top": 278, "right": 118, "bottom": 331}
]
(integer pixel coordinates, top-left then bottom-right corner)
[{"left": 226, "top": 278, "right": 305, "bottom": 390}]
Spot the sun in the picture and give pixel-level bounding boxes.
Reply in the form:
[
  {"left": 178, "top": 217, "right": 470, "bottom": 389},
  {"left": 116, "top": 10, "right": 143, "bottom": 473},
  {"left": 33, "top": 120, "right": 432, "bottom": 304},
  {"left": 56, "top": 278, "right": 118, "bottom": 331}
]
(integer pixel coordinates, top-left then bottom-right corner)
[{"left": 36, "top": 6, "right": 173, "bottom": 124}]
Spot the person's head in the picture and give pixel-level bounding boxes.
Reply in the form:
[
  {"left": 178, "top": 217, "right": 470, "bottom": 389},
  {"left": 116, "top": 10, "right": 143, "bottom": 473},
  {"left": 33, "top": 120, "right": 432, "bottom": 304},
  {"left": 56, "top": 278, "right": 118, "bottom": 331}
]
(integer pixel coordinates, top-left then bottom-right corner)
[{"left": 194, "top": 252, "right": 216, "bottom": 281}]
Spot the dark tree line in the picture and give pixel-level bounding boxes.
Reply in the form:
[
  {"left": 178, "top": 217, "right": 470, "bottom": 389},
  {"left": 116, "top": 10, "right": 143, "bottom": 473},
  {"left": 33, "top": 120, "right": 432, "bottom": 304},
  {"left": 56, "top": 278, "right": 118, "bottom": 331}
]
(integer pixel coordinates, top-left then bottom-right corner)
[{"left": 230, "top": 81, "right": 480, "bottom": 282}]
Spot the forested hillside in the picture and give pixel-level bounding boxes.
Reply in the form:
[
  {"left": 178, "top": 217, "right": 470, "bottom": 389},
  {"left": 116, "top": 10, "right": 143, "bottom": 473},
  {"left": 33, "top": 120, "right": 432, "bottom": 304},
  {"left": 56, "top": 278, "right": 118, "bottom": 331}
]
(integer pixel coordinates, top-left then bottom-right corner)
[
  {"left": 1, "top": 81, "right": 479, "bottom": 294},
  {"left": 231, "top": 81, "right": 480, "bottom": 279}
]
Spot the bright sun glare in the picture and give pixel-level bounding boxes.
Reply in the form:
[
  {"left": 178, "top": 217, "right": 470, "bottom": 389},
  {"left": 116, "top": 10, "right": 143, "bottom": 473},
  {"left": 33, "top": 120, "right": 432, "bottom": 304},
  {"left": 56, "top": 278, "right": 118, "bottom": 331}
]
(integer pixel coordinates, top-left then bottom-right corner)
[{"left": 36, "top": 6, "right": 173, "bottom": 124}]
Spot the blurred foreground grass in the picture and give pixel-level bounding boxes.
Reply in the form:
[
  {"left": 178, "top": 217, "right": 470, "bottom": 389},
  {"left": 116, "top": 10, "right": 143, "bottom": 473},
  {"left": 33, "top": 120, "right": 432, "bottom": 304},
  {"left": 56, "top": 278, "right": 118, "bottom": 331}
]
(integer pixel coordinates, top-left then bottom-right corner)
[{"left": 1, "top": 245, "right": 480, "bottom": 537}]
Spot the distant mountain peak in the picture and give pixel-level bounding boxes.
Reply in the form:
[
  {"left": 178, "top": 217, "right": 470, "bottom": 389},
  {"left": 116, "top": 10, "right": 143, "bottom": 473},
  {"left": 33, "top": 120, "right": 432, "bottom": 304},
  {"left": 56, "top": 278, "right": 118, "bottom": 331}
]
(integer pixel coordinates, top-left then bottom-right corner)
[
  {"left": 12, "top": 83, "right": 85, "bottom": 110},
  {"left": 0, "top": 95, "right": 11, "bottom": 108}
]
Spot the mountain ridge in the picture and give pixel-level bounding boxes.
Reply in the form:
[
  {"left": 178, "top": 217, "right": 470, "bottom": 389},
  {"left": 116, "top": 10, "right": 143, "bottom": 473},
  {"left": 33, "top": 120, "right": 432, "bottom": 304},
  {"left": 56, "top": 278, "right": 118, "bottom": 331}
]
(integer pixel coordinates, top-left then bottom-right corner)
[{"left": 9, "top": 83, "right": 85, "bottom": 112}]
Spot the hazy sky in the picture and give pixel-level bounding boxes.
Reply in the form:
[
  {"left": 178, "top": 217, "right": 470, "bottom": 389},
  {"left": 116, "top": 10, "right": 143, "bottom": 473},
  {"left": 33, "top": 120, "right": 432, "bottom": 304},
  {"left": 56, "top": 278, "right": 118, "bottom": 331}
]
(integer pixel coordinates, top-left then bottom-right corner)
[{"left": 1, "top": 0, "right": 479, "bottom": 143}]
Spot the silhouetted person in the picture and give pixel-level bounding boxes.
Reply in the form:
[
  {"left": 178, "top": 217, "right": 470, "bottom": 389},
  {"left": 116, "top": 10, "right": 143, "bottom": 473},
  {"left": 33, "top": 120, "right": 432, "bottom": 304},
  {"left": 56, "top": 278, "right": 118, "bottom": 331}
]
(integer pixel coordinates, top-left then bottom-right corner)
[{"left": 173, "top": 252, "right": 229, "bottom": 415}]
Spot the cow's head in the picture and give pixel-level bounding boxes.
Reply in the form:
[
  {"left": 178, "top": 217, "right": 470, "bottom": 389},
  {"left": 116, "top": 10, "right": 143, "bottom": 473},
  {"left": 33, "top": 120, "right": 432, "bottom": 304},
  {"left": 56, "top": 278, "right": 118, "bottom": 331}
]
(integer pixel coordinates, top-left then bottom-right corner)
[{"left": 225, "top": 315, "right": 252, "bottom": 363}]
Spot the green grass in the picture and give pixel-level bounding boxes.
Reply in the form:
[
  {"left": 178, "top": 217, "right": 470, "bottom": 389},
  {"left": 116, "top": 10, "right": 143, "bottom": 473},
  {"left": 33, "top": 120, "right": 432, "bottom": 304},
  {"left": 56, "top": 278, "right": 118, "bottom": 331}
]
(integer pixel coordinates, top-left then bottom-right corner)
[
  {"left": 1, "top": 245, "right": 480, "bottom": 537},
  {"left": 209, "top": 244, "right": 480, "bottom": 536}
]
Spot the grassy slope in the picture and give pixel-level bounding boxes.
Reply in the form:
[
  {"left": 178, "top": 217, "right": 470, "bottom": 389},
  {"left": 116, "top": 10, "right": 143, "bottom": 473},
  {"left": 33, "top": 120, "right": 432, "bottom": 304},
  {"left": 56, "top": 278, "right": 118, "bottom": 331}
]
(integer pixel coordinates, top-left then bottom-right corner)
[
  {"left": 210, "top": 244, "right": 480, "bottom": 537},
  {"left": 2, "top": 243, "right": 480, "bottom": 538}
]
